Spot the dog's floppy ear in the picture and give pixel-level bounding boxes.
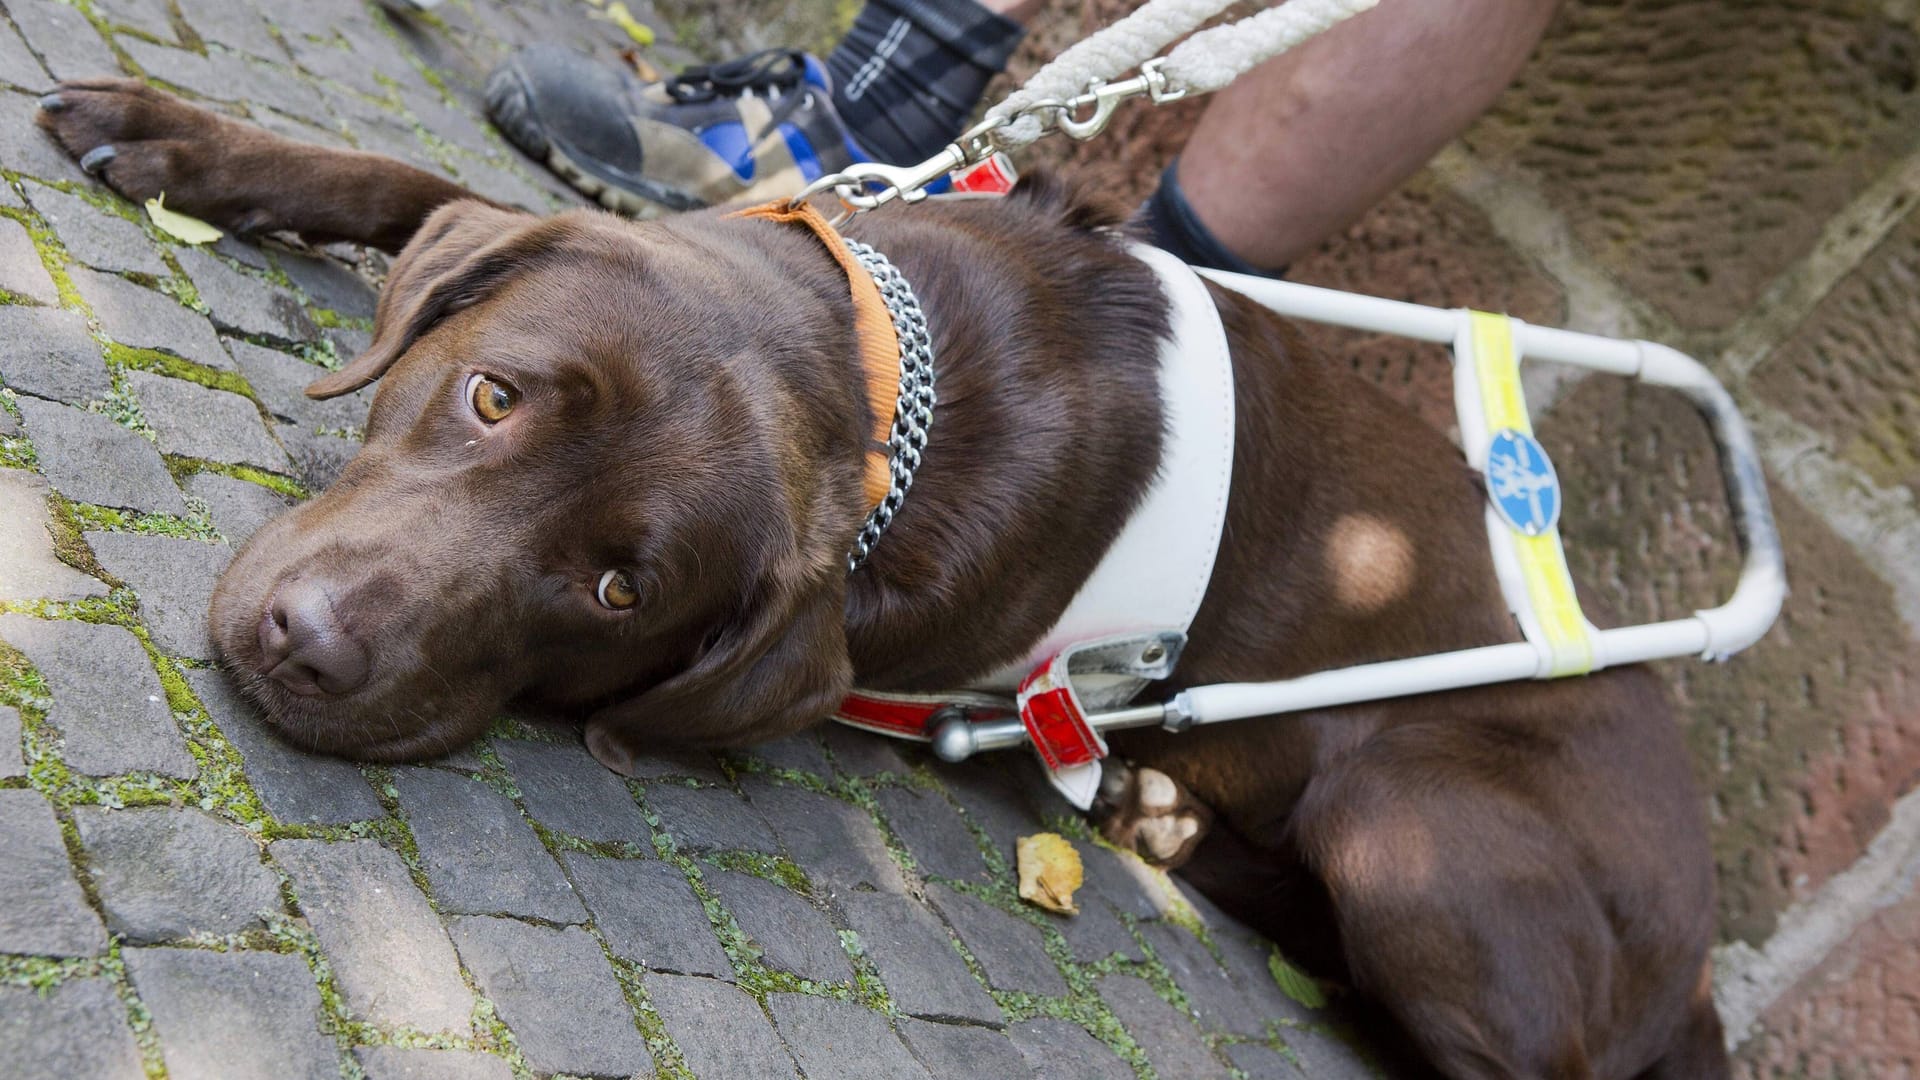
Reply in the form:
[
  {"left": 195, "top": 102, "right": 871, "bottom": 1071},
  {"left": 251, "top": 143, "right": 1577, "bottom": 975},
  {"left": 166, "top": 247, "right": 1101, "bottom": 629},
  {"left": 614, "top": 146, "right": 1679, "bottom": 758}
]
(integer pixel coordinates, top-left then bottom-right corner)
[
  {"left": 306, "top": 199, "right": 548, "bottom": 399},
  {"left": 585, "top": 560, "right": 853, "bottom": 775}
]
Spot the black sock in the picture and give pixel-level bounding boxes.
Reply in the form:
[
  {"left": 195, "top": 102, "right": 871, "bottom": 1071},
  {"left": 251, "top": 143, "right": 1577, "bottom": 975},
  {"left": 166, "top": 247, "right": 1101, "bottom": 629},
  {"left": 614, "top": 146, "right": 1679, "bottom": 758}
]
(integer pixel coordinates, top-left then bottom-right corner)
[
  {"left": 826, "top": 0, "right": 1025, "bottom": 165},
  {"left": 1136, "top": 160, "right": 1285, "bottom": 278}
]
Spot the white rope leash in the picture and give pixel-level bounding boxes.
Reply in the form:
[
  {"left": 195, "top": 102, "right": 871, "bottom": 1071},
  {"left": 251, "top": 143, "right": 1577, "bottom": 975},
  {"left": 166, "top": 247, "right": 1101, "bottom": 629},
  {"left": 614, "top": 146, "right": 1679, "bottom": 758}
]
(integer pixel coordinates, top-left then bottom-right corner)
[{"left": 987, "top": 0, "right": 1381, "bottom": 149}]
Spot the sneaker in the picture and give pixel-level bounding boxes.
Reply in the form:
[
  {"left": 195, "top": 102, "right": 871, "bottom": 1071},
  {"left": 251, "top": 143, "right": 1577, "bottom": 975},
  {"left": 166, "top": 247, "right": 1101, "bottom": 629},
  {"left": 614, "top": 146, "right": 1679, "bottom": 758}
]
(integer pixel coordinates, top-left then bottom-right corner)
[{"left": 485, "top": 45, "right": 870, "bottom": 217}]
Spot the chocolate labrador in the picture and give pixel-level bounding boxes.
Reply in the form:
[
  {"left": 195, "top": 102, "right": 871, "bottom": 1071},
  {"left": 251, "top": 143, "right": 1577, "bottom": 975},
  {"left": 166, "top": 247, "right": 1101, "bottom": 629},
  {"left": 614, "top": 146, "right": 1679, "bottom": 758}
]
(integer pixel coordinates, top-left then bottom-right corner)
[{"left": 39, "top": 78, "right": 1730, "bottom": 1079}]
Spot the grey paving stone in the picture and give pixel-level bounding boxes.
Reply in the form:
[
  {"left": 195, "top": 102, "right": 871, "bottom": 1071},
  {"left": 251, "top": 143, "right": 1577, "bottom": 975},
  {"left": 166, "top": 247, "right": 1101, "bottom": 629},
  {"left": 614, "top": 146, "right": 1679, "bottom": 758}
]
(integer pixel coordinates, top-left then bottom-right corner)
[
  {"left": 225, "top": 339, "right": 371, "bottom": 432},
  {"left": 119, "top": 36, "right": 230, "bottom": 99},
  {"left": 1, "top": 91, "right": 92, "bottom": 185},
  {"left": 620, "top": 747, "right": 727, "bottom": 783},
  {"left": 1006, "top": 1018, "right": 1133, "bottom": 1080},
  {"left": 250, "top": 104, "right": 352, "bottom": 149},
  {"left": 898, "top": 1017, "right": 1033, "bottom": 1080},
  {"left": 175, "top": 0, "right": 282, "bottom": 58},
  {"left": 0, "top": 404, "right": 16, "bottom": 435},
  {"left": 739, "top": 730, "right": 830, "bottom": 775},
  {"left": 454, "top": 159, "right": 554, "bottom": 215},
  {"left": 23, "top": 181, "right": 167, "bottom": 276},
  {"left": 177, "top": 248, "right": 316, "bottom": 341},
  {"left": 273, "top": 838, "right": 475, "bottom": 1033},
  {"left": 124, "top": 370, "right": 289, "bottom": 472},
  {"left": 75, "top": 805, "right": 281, "bottom": 941},
  {"left": 393, "top": 766, "right": 584, "bottom": 922},
  {"left": 212, "top": 232, "right": 270, "bottom": 269},
  {"left": 1078, "top": 838, "right": 1165, "bottom": 920},
  {"left": 874, "top": 784, "right": 988, "bottom": 883},
  {"left": 125, "top": 947, "right": 339, "bottom": 1080},
  {"left": 928, "top": 884, "right": 1068, "bottom": 997},
  {"left": 703, "top": 866, "right": 850, "bottom": 983},
  {"left": 644, "top": 780, "right": 778, "bottom": 854},
  {"left": 0, "top": 979, "right": 145, "bottom": 1080},
  {"left": 0, "top": 305, "right": 111, "bottom": 405},
  {"left": 0, "top": 703, "right": 21, "bottom": 777},
  {"left": 13, "top": 396, "right": 184, "bottom": 514},
  {"left": 565, "top": 854, "right": 734, "bottom": 979},
  {"left": 767, "top": 993, "right": 933, "bottom": 1080},
  {"left": 822, "top": 722, "right": 908, "bottom": 776},
  {"left": 0, "top": 215, "right": 57, "bottom": 302},
  {"left": 0, "top": 614, "right": 194, "bottom": 776},
  {"left": 741, "top": 777, "right": 907, "bottom": 896},
  {"left": 68, "top": 266, "right": 229, "bottom": 367},
  {"left": 839, "top": 891, "right": 1000, "bottom": 1025},
  {"left": 1141, "top": 920, "right": 1269, "bottom": 1038},
  {"left": 0, "top": 789, "right": 109, "bottom": 955},
  {"left": 185, "top": 471, "right": 291, "bottom": 544},
  {"left": 85, "top": 530, "right": 231, "bottom": 659},
  {"left": 0, "top": 468, "right": 107, "bottom": 602},
  {"left": 92, "top": 0, "right": 177, "bottom": 40},
  {"left": 645, "top": 973, "right": 799, "bottom": 1079},
  {"left": 277, "top": 420, "right": 357, "bottom": 490},
  {"left": 1198, "top": 909, "right": 1329, "bottom": 1036},
  {"left": 222, "top": 53, "right": 329, "bottom": 123},
  {"left": 497, "top": 738, "right": 650, "bottom": 843},
  {"left": 274, "top": 250, "right": 376, "bottom": 319},
  {"left": 400, "top": 89, "right": 496, "bottom": 157},
  {"left": 1098, "top": 972, "right": 1230, "bottom": 1080},
  {"left": 938, "top": 758, "right": 1055, "bottom": 864},
  {"left": 1229, "top": 1043, "right": 1309, "bottom": 1079},
  {"left": 8, "top": 0, "right": 120, "bottom": 80},
  {"left": 353, "top": 1047, "right": 514, "bottom": 1080},
  {"left": 185, "top": 668, "right": 385, "bottom": 824},
  {"left": 1056, "top": 896, "right": 1146, "bottom": 965},
  {"left": 448, "top": 917, "right": 651, "bottom": 1078},
  {"left": 0, "top": 18, "right": 49, "bottom": 89}
]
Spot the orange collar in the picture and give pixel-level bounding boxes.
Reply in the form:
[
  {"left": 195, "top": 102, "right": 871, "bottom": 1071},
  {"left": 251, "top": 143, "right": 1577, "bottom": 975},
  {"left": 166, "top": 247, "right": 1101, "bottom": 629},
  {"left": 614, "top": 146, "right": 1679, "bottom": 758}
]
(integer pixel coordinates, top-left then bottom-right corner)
[{"left": 730, "top": 201, "right": 898, "bottom": 510}]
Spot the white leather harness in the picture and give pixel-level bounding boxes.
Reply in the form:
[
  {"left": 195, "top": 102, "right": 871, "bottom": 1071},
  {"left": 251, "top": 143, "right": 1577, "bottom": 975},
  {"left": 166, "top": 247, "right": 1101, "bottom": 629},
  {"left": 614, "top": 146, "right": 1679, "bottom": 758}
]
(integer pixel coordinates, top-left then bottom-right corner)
[{"left": 832, "top": 240, "right": 1237, "bottom": 807}]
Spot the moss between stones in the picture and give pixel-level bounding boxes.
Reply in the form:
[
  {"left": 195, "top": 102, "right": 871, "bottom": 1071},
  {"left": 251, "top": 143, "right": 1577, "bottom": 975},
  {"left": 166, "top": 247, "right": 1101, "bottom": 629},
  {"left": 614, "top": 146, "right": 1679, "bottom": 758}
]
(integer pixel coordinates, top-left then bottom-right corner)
[{"left": 164, "top": 456, "right": 307, "bottom": 499}]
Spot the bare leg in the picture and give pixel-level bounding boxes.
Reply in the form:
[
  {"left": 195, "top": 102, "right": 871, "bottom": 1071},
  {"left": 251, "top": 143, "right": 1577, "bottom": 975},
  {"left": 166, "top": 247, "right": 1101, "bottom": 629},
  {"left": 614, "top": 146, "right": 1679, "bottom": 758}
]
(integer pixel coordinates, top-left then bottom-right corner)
[{"left": 1177, "top": 0, "right": 1560, "bottom": 271}]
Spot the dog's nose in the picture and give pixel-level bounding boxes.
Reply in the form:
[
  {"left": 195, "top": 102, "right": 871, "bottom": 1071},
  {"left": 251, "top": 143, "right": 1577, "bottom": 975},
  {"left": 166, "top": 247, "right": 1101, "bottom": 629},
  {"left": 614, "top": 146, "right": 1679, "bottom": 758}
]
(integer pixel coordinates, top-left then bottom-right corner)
[{"left": 259, "top": 579, "right": 370, "bottom": 696}]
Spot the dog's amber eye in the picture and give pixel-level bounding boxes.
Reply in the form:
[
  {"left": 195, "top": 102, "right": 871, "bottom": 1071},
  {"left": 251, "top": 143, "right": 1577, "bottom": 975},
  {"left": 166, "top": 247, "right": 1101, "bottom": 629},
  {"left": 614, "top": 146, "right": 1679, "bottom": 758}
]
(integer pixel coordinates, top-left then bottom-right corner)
[
  {"left": 596, "top": 569, "right": 640, "bottom": 610},
  {"left": 468, "top": 374, "right": 517, "bottom": 422}
]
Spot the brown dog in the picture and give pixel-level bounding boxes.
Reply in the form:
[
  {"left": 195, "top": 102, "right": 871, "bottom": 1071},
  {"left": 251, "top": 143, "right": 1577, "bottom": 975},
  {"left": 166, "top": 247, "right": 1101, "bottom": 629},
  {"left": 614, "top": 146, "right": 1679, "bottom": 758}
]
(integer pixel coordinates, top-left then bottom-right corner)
[{"left": 40, "top": 78, "right": 1730, "bottom": 1079}]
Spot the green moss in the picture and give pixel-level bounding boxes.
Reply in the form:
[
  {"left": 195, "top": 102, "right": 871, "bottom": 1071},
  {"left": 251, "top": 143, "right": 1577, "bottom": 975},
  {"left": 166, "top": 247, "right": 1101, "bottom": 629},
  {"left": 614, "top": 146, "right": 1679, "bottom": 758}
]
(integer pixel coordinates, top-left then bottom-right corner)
[
  {"left": 89, "top": 377, "right": 156, "bottom": 440},
  {"left": 701, "top": 849, "right": 811, "bottom": 894},
  {"left": 63, "top": 500, "right": 220, "bottom": 543},
  {"left": 164, "top": 457, "right": 307, "bottom": 499},
  {"left": 106, "top": 342, "right": 257, "bottom": 400}
]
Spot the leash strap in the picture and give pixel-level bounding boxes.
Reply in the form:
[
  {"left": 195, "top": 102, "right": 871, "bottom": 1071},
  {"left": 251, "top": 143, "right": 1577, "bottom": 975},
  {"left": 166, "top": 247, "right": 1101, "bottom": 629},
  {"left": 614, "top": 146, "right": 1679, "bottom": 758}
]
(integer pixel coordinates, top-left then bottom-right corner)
[{"left": 1455, "top": 311, "right": 1596, "bottom": 677}]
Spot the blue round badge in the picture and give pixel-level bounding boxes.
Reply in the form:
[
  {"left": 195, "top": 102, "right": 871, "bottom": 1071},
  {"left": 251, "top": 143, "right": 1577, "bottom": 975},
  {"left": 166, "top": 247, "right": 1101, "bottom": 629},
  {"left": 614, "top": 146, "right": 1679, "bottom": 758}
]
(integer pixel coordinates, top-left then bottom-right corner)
[{"left": 1485, "top": 429, "right": 1561, "bottom": 536}]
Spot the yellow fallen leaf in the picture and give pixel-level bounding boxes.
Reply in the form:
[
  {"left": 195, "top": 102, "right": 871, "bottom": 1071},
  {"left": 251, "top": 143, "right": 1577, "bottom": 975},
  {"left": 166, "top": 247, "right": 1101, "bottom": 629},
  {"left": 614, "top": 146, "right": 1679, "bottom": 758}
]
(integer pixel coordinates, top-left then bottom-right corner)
[
  {"left": 1017, "top": 833, "right": 1083, "bottom": 915},
  {"left": 145, "top": 193, "right": 222, "bottom": 245},
  {"left": 601, "top": 2, "right": 654, "bottom": 46}
]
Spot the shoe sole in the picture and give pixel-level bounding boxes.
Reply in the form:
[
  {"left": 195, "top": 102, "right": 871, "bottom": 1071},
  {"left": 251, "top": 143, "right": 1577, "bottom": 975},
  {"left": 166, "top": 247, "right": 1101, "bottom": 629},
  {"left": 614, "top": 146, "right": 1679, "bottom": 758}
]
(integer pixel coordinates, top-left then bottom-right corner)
[{"left": 486, "top": 64, "right": 703, "bottom": 219}]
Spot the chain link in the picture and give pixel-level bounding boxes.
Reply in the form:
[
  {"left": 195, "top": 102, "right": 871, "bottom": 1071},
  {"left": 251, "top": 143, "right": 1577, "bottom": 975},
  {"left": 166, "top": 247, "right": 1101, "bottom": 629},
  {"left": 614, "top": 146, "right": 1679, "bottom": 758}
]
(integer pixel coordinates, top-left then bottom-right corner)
[{"left": 845, "top": 239, "right": 936, "bottom": 572}]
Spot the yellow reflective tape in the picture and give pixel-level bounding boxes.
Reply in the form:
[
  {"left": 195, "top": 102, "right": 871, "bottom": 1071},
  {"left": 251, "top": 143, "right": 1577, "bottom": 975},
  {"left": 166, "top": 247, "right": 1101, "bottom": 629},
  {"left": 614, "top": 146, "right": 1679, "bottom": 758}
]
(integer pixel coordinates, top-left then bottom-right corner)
[
  {"left": 1471, "top": 310, "right": 1530, "bottom": 434},
  {"left": 1466, "top": 310, "right": 1595, "bottom": 676}
]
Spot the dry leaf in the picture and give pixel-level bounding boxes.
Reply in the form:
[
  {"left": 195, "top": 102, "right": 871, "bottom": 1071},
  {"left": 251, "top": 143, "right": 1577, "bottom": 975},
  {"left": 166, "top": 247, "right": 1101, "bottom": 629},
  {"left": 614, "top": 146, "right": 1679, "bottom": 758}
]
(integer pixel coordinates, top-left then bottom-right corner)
[
  {"left": 1017, "top": 833, "right": 1083, "bottom": 915},
  {"left": 145, "top": 193, "right": 222, "bottom": 245}
]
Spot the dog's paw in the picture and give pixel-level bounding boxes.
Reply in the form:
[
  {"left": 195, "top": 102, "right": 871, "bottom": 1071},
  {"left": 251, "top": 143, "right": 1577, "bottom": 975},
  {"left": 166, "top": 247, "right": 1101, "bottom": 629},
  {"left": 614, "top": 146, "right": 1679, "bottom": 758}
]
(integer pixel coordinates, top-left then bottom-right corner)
[
  {"left": 36, "top": 79, "right": 261, "bottom": 224},
  {"left": 1094, "top": 762, "right": 1213, "bottom": 869}
]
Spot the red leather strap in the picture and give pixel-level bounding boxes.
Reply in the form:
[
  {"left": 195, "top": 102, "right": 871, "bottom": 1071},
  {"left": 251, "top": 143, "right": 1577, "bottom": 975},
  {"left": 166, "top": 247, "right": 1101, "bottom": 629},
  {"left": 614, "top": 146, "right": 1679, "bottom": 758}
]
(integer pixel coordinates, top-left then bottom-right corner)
[
  {"left": 1019, "top": 687, "right": 1105, "bottom": 771},
  {"left": 833, "top": 694, "right": 945, "bottom": 739}
]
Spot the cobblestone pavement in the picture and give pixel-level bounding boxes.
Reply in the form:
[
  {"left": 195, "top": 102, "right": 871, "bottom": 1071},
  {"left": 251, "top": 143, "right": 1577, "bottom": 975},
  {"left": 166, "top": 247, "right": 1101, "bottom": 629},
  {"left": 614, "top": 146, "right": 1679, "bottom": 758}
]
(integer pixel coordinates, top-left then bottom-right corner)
[
  {"left": 10, "top": 0, "right": 1920, "bottom": 1077},
  {"left": 0, "top": 2, "right": 1388, "bottom": 1077}
]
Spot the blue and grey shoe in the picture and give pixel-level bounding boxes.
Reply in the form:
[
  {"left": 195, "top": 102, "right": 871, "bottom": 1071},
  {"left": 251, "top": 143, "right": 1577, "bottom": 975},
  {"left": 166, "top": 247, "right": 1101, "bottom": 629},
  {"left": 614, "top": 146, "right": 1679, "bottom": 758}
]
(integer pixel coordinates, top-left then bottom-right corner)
[{"left": 485, "top": 45, "right": 870, "bottom": 216}]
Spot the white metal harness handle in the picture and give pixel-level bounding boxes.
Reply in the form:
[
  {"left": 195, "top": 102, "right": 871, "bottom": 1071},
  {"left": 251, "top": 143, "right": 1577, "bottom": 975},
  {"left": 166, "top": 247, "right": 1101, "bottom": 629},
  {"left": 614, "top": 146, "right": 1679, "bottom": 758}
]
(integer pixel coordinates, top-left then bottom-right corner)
[{"left": 927, "top": 273, "right": 1788, "bottom": 763}]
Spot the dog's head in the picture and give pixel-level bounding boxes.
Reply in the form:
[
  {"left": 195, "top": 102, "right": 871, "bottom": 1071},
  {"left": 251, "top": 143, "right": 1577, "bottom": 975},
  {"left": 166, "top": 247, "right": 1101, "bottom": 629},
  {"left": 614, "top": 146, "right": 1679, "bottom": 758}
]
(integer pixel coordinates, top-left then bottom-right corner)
[{"left": 210, "top": 201, "right": 867, "bottom": 771}]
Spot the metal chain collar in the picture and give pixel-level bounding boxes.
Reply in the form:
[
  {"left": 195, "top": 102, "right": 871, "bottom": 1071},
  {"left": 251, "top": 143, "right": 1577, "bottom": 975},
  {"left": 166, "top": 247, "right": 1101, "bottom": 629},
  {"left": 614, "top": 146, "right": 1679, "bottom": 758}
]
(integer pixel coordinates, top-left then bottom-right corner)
[{"left": 844, "top": 238, "right": 935, "bottom": 572}]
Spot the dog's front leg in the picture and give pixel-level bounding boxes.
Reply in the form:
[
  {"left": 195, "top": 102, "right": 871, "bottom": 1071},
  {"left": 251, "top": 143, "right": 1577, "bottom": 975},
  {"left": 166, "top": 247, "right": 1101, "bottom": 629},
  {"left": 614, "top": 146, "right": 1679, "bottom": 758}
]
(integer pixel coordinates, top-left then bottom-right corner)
[{"left": 37, "top": 79, "right": 491, "bottom": 252}]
